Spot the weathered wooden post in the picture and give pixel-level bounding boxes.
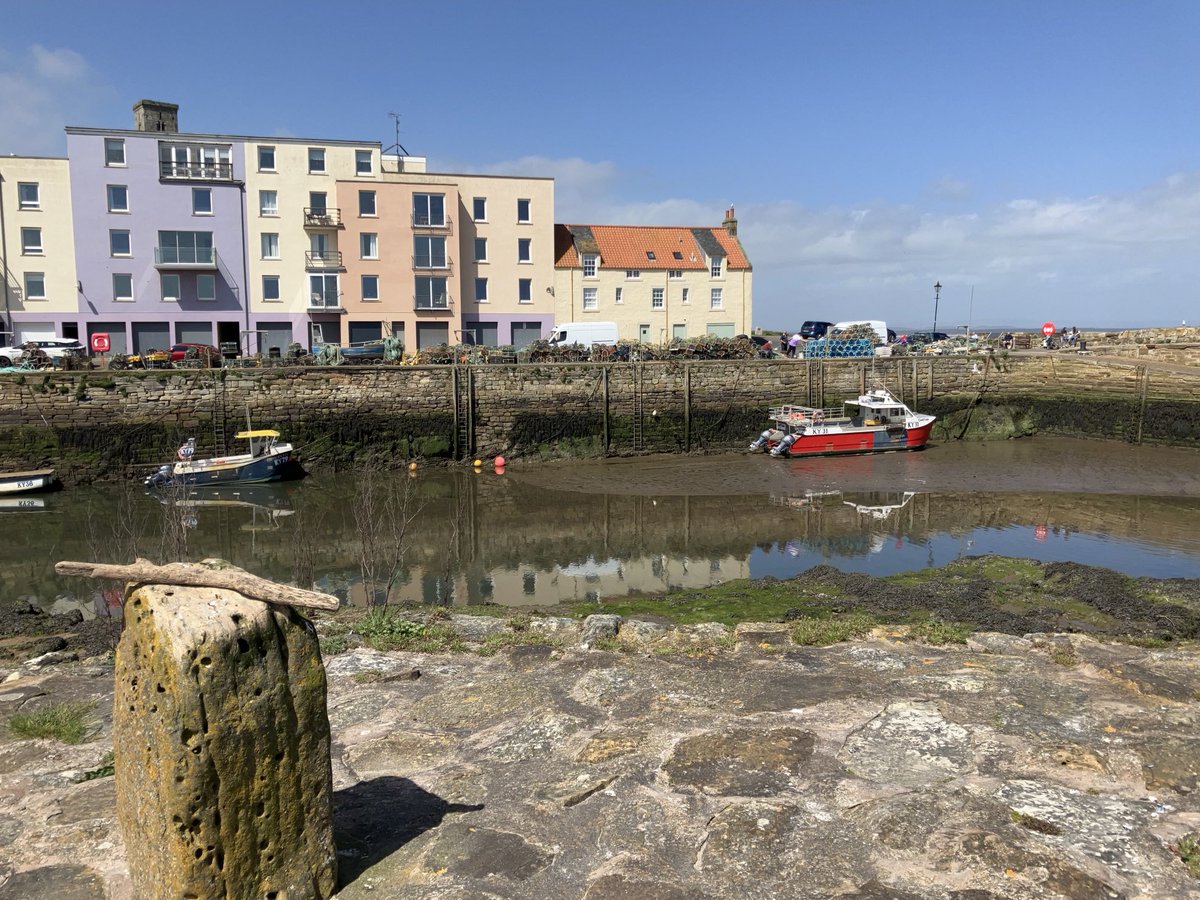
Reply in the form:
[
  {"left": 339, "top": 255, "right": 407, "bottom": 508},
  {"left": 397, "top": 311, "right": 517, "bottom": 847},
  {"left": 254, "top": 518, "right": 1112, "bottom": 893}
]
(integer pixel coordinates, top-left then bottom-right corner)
[{"left": 57, "top": 559, "right": 339, "bottom": 899}]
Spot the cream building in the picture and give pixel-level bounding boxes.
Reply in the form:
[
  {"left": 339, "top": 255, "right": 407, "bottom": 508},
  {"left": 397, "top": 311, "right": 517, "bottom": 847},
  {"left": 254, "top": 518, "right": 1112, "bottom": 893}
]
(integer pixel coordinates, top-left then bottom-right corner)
[
  {"left": 0, "top": 156, "right": 78, "bottom": 342},
  {"left": 553, "top": 208, "right": 752, "bottom": 343}
]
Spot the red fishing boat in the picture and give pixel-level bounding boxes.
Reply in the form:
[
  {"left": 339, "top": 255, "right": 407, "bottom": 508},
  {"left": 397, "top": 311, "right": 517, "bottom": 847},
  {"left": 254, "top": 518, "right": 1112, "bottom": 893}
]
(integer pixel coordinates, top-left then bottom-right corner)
[{"left": 749, "top": 388, "right": 936, "bottom": 458}]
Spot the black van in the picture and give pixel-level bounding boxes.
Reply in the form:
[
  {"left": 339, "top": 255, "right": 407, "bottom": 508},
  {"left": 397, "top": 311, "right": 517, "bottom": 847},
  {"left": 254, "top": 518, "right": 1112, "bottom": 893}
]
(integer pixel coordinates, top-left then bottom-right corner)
[{"left": 800, "top": 321, "right": 834, "bottom": 339}]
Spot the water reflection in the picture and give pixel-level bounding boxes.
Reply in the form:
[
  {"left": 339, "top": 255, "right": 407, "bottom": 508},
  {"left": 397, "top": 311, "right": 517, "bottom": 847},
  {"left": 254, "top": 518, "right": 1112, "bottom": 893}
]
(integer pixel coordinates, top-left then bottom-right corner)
[{"left": 4, "top": 466, "right": 1198, "bottom": 617}]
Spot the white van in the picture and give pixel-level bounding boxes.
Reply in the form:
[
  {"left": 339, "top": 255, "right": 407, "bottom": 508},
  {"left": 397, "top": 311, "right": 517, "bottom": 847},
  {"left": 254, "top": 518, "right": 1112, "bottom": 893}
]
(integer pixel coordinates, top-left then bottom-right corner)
[
  {"left": 547, "top": 321, "right": 619, "bottom": 348},
  {"left": 830, "top": 320, "right": 890, "bottom": 345}
]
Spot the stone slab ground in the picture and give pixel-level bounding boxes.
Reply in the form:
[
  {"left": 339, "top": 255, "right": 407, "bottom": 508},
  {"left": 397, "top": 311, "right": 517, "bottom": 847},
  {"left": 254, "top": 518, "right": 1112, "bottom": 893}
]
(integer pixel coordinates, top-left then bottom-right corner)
[{"left": 2, "top": 628, "right": 1200, "bottom": 898}]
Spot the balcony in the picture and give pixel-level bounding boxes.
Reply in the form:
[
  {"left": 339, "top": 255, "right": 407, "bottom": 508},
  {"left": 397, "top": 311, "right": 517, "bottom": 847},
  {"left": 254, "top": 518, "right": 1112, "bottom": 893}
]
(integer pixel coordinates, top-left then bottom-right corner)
[
  {"left": 412, "top": 213, "right": 454, "bottom": 232},
  {"left": 412, "top": 255, "right": 454, "bottom": 274},
  {"left": 159, "top": 161, "right": 235, "bottom": 182},
  {"left": 414, "top": 294, "right": 453, "bottom": 312},
  {"left": 307, "top": 294, "right": 346, "bottom": 314},
  {"left": 305, "top": 250, "right": 344, "bottom": 270},
  {"left": 155, "top": 246, "right": 219, "bottom": 269},
  {"left": 303, "top": 207, "right": 344, "bottom": 229}
]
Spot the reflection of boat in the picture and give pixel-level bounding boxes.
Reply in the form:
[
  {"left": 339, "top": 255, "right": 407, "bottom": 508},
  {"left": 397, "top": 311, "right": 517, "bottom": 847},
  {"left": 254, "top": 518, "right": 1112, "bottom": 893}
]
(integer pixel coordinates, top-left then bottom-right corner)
[
  {"left": 750, "top": 388, "right": 935, "bottom": 458},
  {"left": 842, "top": 491, "right": 917, "bottom": 520},
  {"left": 0, "top": 496, "right": 47, "bottom": 510},
  {"left": 0, "top": 468, "right": 60, "bottom": 495},
  {"left": 769, "top": 490, "right": 841, "bottom": 510},
  {"left": 145, "top": 430, "right": 305, "bottom": 487}
]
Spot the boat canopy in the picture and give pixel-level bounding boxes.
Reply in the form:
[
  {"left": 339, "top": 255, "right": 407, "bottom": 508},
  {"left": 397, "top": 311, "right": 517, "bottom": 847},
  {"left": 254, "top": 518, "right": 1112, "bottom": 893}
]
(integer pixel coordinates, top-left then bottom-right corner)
[{"left": 235, "top": 429, "right": 281, "bottom": 439}]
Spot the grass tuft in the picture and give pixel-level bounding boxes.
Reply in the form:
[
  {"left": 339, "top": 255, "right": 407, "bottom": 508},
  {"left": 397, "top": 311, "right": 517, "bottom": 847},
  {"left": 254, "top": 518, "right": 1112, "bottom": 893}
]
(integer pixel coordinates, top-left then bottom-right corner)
[
  {"left": 78, "top": 751, "right": 115, "bottom": 781},
  {"left": 1173, "top": 832, "right": 1200, "bottom": 879},
  {"left": 9, "top": 701, "right": 96, "bottom": 744},
  {"left": 909, "top": 617, "right": 973, "bottom": 645},
  {"left": 791, "top": 612, "right": 876, "bottom": 646},
  {"left": 355, "top": 606, "right": 464, "bottom": 652}
]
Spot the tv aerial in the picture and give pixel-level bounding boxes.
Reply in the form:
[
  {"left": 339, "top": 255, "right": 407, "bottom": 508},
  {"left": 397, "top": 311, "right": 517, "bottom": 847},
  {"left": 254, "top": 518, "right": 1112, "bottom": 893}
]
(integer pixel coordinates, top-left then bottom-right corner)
[{"left": 386, "top": 112, "right": 410, "bottom": 156}]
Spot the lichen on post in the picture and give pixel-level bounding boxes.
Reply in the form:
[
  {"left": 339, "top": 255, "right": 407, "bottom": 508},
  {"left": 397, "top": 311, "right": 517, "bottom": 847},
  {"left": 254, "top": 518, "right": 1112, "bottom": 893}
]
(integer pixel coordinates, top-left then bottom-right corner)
[{"left": 114, "top": 583, "right": 337, "bottom": 898}]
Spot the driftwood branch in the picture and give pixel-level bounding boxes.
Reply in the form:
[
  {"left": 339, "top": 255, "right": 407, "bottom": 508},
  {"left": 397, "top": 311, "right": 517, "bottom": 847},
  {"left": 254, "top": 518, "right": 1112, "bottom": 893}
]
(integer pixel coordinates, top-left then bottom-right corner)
[{"left": 55, "top": 558, "right": 339, "bottom": 611}]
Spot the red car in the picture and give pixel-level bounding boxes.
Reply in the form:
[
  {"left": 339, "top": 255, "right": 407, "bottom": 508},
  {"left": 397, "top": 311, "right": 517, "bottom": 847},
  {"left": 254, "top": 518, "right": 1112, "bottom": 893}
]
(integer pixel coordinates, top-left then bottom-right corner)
[{"left": 168, "top": 343, "right": 222, "bottom": 366}]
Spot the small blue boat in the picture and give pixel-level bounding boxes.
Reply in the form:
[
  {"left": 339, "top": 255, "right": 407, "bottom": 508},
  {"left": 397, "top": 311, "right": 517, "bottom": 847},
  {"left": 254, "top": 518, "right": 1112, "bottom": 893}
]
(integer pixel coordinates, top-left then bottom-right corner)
[{"left": 145, "top": 430, "right": 305, "bottom": 487}]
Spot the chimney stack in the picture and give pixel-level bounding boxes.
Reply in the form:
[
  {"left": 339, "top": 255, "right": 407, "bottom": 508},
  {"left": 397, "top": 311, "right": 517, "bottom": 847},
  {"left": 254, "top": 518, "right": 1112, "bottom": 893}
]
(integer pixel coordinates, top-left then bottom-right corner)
[{"left": 722, "top": 206, "right": 738, "bottom": 236}]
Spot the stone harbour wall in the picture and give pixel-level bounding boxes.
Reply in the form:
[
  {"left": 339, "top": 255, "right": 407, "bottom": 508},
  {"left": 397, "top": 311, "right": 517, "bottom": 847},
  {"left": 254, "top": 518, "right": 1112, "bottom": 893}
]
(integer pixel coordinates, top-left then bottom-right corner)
[{"left": 0, "top": 353, "right": 1197, "bottom": 479}]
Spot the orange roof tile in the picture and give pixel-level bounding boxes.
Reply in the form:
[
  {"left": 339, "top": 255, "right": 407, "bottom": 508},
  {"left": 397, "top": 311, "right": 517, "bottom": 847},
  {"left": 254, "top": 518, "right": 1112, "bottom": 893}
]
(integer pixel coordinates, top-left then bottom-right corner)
[{"left": 554, "top": 223, "right": 751, "bottom": 271}]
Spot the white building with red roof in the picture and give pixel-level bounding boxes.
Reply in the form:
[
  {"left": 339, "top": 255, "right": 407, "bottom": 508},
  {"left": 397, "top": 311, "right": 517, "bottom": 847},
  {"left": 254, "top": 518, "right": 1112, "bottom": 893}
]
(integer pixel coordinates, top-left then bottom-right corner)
[{"left": 552, "top": 207, "right": 752, "bottom": 344}]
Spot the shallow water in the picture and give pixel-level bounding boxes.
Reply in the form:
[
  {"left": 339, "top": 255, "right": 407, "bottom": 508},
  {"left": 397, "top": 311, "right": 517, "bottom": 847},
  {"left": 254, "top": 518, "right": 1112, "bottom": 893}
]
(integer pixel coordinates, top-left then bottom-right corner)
[{"left": 5, "top": 436, "right": 1198, "bottom": 618}]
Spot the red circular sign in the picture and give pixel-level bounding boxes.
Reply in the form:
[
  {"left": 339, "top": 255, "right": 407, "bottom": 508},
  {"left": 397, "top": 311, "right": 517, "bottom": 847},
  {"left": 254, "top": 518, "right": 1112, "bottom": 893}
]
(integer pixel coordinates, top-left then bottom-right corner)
[
  {"left": 90, "top": 332, "right": 110, "bottom": 353},
  {"left": 1041, "top": 322, "right": 1056, "bottom": 336}
]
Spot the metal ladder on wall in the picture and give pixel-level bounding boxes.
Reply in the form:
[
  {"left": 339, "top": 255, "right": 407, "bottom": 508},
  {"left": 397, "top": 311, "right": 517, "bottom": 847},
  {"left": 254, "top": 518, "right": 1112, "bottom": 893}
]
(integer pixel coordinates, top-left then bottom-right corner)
[
  {"left": 211, "top": 376, "right": 228, "bottom": 457},
  {"left": 631, "top": 365, "right": 644, "bottom": 452},
  {"left": 453, "top": 366, "right": 474, "bottom": 461}
]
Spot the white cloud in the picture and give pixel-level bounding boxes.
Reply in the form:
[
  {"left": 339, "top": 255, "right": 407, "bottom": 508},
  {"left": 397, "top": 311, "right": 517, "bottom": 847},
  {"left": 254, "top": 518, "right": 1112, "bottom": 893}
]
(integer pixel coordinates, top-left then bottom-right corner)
[{"left": 0, "top": 45, "right": 111, "bottom": 155}]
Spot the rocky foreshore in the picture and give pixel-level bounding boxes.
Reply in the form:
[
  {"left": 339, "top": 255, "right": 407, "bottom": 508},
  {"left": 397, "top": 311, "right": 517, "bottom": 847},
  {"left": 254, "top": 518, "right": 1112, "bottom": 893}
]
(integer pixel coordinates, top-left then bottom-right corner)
[{"left": 2, "top": 612, "right": 1200, "bottom": 899}]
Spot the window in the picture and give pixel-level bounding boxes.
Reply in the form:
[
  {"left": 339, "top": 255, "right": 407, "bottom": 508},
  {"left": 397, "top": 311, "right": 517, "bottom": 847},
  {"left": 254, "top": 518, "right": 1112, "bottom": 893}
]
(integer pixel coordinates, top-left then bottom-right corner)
[
  {"left": 672, "top": 250, "right": 683, "bottom": 260},
  {"left": 161, "top": 273, "right": 180, "bottom": 302},
  {"left": 258, "top": 145, "right": 275, "bottom": 171},
  {"left": 516, "top": 198, "right": 530, "bottom": 222},
  {"left": 518, "top": 278, "right": 532, "bottom": 303},
  {"left": 518, "top": 238, "right": 532, "bottom": 263},
  {"left": 109, "top": 229, "right": 131, "bottom": 257},
  {"left": 259, "top": 190, "right": 278, "bottom": 216},
  {"left": 361, "top": 233, "right": 378, "bottom": 259},
  {"left": 652, "top": 288, "right": 664, "bottom": 310},
  {"left": 17, "top": 183, "right": 39, "bottom": 209},
  {"left": 669, "top": 269, "right": 682, "bottom": 279},
  {"left": 415, "top": 276, "right": 449, "bottom": 309},
  {"left": 682, "top": 287, "right": 690, "bottom": 305},
  {"left": 355, "top": 150, "right": 372, "bottom": 175},
  {"left": 361, "top": 274, "right": 379, "bottom": 301},
  {"left": 262, "top": 275, "right": 280, "bottom": 301},
  {"left": 104, "top": 138, "right": 125, "bottom": 166},
  {"left": 473, "top": 197, "right": 487, "bottom": 221},
  {"left": 107, "top": 185, "right": 129, "bottom": 212},
  {"left": 24, "top": 272, "right": 46, "bottom": 300},
  {"left": 359, "top": 190, "right": 377, "bottom": 216},
  {"left": 261, "top": 233, "right": 279, "bottom": 259},
  {"left": 646, "top": 251, "right": 656, "bottom": 261},
  {"left": 192, "top": 188, "right": 212, "bottom": 215},
  {"left": 474, "top": 237, "right": 488, "bottom": 262},
  {"left": 582, "top": 254, "right": 598, "bottom": 277},
  {"left": 625, "top": 270, "right": 640, "bottom": 280},
  {"left": 583, "top": 288, "right": 598, "bottom": 311},
  {"left": 158, "top": 231, "right": 213, "bottom": 265},
  {"left": 475, "top": 278, "right": 488, "bottom": 302},
  {"left": 413, "top": 235, "right": 446, "bottom": 268},
  {"left": 710, "top": 288, "right": 723, "bottom": 310},
  {"left": 308, "top": 147, "right": 326, "bottom": 173},
  {"left": 711, "top": 257, "right": 723, "bottom": 278},
  {"left": 197, "top": 273, "right": 216, "bottom": 302},
  {"left": 113, "top": 273, "right": 133, "bottom": 301},
  {"left": 615, "top": 287, "right": 623, "bottom": 305},
  {"left": 309, "top": 274, "right": 339, "bottom": 308},
  {"left": 20, "top": 227, "right": 42, "bottom": 254},
  {"left": 413, "top": 193, "right": 444, "bottom": 226}
]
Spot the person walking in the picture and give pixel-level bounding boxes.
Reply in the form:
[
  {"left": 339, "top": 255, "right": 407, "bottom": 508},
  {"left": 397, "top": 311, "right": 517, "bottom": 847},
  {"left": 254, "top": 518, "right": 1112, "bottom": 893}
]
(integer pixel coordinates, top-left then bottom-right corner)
[{"left": 788, "top": 331, "right": 802, "bottom": 358}]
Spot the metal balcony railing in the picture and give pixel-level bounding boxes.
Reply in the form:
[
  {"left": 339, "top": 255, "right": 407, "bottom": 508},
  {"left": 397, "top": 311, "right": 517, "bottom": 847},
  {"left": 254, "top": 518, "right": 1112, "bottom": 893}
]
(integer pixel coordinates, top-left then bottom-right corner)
[
  {"left": 154, "top": 246, "right": 219, "bottom": 268},
  {"left": 414, "top": 294, "right": 453, "bottom": 311},
  {"left": 303, "top": 207, "right": 344, "bottom": 228},
  {"left": 412, "top": 255, "right": 454, "bottom": 273},
  {"left": 305, "top": 250, "right": 344, "bottom": 269},
  {"left": 412, "top": 213, "right": 453, "bottom": 230},
  {"left": 159, "top": 161, "right": 235, "bottom": 181},
  {"left": 308, "top": 294, "right": 345, "bottom": 311}
]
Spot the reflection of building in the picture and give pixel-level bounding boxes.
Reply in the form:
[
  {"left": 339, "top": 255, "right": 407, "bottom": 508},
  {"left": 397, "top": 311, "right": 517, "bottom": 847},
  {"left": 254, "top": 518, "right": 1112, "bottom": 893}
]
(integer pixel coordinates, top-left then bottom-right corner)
[{"left": 358, "top": 553, "right": 750, "bottom": 608}]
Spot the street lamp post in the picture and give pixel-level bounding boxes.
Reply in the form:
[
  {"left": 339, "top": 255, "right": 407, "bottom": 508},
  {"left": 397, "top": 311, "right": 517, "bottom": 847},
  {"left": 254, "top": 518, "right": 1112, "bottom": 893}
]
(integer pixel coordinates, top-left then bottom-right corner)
[{"left": 932, "top": 281, "right": 942, "bottom": 335}]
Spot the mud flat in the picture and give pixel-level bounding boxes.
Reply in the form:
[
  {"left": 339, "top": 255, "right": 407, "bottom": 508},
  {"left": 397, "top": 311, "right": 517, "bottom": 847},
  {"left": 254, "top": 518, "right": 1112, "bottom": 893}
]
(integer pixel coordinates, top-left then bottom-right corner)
[{"left": 514, "top": 436, "right": 1200, "bottom": 498}]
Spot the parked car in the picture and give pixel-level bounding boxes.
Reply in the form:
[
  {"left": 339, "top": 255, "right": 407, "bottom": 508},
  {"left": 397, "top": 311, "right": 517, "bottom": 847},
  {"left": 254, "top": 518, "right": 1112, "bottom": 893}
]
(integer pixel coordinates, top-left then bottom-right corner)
[
  {"left": 168, "top": 343, "right": 222, "bottom": 366},
  {"left": 0, "top": 338, "right": 86, "bottom": 368},
  {"left": 800, "top": 321, "right": 834, "bottom": 339}
]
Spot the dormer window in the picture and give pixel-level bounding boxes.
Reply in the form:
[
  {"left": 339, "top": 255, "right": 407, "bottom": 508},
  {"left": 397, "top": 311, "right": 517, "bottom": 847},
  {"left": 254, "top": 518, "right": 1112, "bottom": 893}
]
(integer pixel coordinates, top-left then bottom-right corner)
[
  {"left": 710, "top": 257, "right": 723, "bottom": 278},
  {"left": 582, "top": 254, "right": 598, "bottom": 277}
]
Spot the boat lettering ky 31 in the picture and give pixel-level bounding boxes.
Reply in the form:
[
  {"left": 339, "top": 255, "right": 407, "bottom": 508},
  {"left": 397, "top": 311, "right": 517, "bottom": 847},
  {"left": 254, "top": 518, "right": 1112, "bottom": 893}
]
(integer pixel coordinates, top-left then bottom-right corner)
[
  {"left": 749, "top": 388, "right": 936, "bottom": 458},
  {"left": 145, "top": 430, "right": 305, "bottom": 487}
]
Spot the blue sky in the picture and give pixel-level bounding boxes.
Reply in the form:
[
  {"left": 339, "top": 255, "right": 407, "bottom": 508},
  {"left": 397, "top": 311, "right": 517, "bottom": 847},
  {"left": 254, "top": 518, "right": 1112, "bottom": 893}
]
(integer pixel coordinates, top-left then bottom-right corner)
[{"left": 3, "top": 0, "right": 1197, "bottom": 330}]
